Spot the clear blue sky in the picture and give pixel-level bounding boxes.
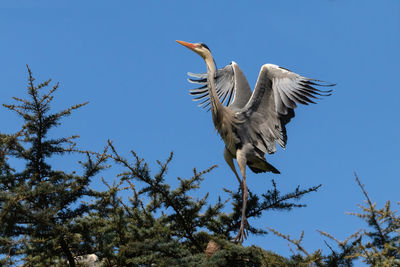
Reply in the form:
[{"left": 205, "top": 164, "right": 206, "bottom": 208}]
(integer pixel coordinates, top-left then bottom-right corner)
[{"left": 1, "top": 1, "right": 399, "bottom": 262}]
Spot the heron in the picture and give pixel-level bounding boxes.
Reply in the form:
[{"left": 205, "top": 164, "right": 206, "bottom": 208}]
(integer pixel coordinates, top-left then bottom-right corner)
[{"left": 177, "top": 40, "right": 333, "bottom": 243}]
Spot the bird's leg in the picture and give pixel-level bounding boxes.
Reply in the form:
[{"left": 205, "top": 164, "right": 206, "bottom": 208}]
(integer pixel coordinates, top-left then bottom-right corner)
[
  {"left": 234, "top": 150, "right": 249, "bottom": 243},
  {"left": 223, "top": 148, "right": 243, "bottom": 190}
]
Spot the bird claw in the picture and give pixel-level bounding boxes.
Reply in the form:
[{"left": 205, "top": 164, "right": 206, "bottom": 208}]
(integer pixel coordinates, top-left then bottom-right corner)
[{"left": 233, "top": 217, "right": 249, "bottom": 243}]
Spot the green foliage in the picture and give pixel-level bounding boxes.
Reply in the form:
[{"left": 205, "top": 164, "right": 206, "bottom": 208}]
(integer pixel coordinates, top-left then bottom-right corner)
[
  {"left": 319, "top": 174, "right": 400, "bottom": 266},
  {"left": 0, "top": 68, "right": 318, "bottom": 266},
  {"left": 269, "top": 174, "right": 400, "bottom": 267},
  {"left": 2, "top": 68, "right": 398, "bottom": 266},
  {"left": 0, "top": 66, "right": 108, "bottom": 266},
  {"left": 82, "top": 141, "right": 317, "bottom": 266}
]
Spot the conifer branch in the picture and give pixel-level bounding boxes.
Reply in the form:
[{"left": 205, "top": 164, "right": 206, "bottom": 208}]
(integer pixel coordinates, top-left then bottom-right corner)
[
  {"left": 107, "top": 140, "right": 204, "bottom": 252},
  {"left": 267, "top": 227, "right": 310, "bottom": 257},
  {"left": 354, "top": 172, "right": 387, "bottom": 246}
]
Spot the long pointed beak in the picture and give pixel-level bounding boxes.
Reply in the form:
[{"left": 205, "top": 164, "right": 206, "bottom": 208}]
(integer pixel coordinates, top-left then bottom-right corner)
[{"left": 176, "top": 40, "right": 198, "bottom": 51}]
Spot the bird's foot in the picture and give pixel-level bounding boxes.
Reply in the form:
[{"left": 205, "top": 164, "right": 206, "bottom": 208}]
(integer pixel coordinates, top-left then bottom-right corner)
[{"left": 233, "top": 217, "right": 249, "bottom": 244}]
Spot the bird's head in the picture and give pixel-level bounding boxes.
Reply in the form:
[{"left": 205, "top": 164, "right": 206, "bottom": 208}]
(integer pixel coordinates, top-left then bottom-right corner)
[{"left": 176, "top": 40, "right": 212, "bottom": 60}]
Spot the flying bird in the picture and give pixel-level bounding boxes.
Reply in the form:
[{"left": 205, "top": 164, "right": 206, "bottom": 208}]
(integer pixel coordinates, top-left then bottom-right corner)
[{"left": 177, "top": 40, "right": 333, "bottom": 243}]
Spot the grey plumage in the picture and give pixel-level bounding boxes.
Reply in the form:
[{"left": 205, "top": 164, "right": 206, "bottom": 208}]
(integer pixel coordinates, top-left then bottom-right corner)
[
  {"left": 177, "top": 40, "right": 333, "bottom": 243},
  {"left": 189, "top": 63, "right": 333, "bottom": 156},
  {"left": 189, "top": 62, "right": 253, "bottom": 111}
]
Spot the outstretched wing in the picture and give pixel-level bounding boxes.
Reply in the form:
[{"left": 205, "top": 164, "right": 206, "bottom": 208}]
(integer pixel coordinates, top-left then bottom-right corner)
[
  {"left": 239, "top": 64, "right": 334, "bottom": 154},
  {"left": 188, "top": 62, "right": 252, "bottom": 111}
]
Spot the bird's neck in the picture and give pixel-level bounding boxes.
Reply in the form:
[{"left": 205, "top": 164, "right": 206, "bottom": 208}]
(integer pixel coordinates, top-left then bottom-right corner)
[
  {"left": 205, "top": 57, "right": 223, "bottom": 114},
  {"left": 204, "top": 56, "right": 237, "bottom": 148}
]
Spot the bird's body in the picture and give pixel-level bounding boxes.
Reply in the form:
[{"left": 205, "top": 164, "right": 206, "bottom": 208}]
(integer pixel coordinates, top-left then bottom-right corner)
[
  {"left": 177, "top": 41, "right": 333, "bottom": 242},
  {"left": 212, "top": 94, "right": 279, "bottom": 175}
]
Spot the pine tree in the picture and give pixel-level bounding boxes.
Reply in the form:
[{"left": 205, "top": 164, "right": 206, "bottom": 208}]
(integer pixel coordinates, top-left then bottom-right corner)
[
  {"left": 1, "top": 67, "right": 352, "bottom": 266},
  {"left": 269, "top": 174, "right": 400, "bottom": 267},
  {"left": 0, "top": 66, "right": 108, "bottom": 266},
  {"left": 80, "top": 142, "right": 320, "bottom": 266},
  {"left": 318, "top": 174, "right": 400, "bottom": 266}
]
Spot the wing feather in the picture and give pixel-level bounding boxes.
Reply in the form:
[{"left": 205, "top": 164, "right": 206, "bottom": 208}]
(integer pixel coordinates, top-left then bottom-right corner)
[
  {"left": 188, "top": 62, "right": 252, "bottom": 111},
  {"left": 239, "top": 64, "right": 334, "bottom": 154}
]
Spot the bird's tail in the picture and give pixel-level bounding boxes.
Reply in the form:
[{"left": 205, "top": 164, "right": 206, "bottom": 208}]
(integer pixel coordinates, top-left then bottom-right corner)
[{"left": 248, "top": 160, "right": 280, "bottom": 174}]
